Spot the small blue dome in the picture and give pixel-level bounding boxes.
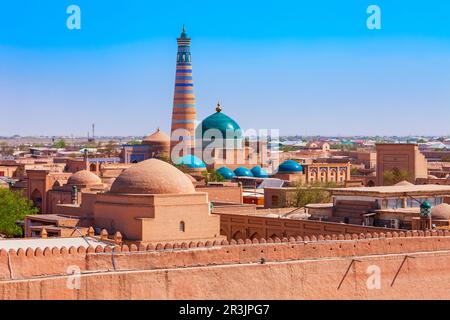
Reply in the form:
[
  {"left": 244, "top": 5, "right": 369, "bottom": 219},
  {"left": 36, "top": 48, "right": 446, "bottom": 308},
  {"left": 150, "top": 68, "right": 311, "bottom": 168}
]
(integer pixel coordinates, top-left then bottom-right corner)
[
  {"left": 217, "top": 167, "right": 236, "bottom": 180},
  {"left": 420, "top": 200, "right": 432, "bottom": 209},
  {"left": 278, "top": 160, "right": 303, "bottom": 173},
  {"left": 234, "top": 167, "right": 254, "bottom": 177},
  {"left": 251, "top": 166, "right": 268, "bottom": 178},
  {"left": 175, "top": 155, "right": 206, "bottom": 169}
]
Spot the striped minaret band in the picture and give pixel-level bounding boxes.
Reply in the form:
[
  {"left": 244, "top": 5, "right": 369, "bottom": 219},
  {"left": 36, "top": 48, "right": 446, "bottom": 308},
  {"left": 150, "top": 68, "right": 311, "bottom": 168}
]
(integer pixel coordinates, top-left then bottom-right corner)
[{"left": 170, "top": 26, "right": 197, "bottom": 155}]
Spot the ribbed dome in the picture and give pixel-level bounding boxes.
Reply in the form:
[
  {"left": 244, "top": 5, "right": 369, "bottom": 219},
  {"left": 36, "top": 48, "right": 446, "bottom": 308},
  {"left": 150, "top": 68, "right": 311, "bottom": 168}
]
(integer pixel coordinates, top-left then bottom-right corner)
[
  {"left": 234, "top": 167, "right": 253, "bottom": 177},
  {"left": 217, "top": 167, "right": 236, "bottom": 180},
  {"left": 110, "top": 159, "right": 195, "bottom": 194},
  {"left": 142, "top": 128, "right": 170, "bottom": 146},
  {"left": 197, "top": 104, "right": 242, "bottom": 140},
  {"left": 278, "top": 160, "right": 303, "bottom": 173},
  {"left": 251, "top": 166, "right": 269, "bottom": 178},
  {"left": 67, "top": 170, "right": 102, "bottom": 186},
  {"left": 174, "top": 154, "right": 206, "bottom": 169},
  {"left": 432, "top": 203, "right": 450, "bottom": 219}
]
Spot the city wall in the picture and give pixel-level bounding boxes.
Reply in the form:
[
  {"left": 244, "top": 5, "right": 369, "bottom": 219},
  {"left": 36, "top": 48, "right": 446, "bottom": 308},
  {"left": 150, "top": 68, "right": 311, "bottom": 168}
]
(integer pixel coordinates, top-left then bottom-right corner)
[
  {"left": 2, "top": 231, "right": 450, "bottom": 299},
  {"left": 219, "top": 213, "right": 402, "bottom": 240}
]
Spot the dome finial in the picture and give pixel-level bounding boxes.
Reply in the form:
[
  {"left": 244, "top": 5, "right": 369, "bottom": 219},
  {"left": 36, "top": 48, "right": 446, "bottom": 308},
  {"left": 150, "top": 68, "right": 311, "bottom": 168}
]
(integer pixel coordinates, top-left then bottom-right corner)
[
  {"left": 180, "top": 25, "right": 188, "bottom": 39},
  {"left": 216, "top": 101, "right": 222, "bottom": 113}
]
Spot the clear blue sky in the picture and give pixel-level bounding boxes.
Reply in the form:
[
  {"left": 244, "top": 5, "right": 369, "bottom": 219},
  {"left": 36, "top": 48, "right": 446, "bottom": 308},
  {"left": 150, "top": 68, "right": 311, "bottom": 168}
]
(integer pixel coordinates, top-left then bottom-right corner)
[{"left": 1, "top": 0, "right": 449, "bottom": 137}]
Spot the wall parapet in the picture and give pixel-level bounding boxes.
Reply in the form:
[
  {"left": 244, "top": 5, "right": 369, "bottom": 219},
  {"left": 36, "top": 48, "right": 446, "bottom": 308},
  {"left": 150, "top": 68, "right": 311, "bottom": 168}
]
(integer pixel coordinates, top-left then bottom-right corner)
[{"left": 1, "top": 229, "right": 450, "bottom": 281}]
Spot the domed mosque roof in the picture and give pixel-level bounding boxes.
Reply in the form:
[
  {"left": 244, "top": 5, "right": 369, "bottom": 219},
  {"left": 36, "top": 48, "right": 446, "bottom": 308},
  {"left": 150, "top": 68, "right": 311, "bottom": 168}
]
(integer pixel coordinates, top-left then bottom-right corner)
[
  {"left": 197, "top": 103, "right": 242, "bottom": 140},
  {"left": 432, "top": 203, "right": 450, "bottom": 219},
  {"left": 67, "top": 170, "right": 102, "bottom": 186},
  {"left": 217, "top": 167, "right": 236, "bottom": 180},
  {"left": 142, "top": 128, "right": 170, "bottom": 146},
  {"left": 110, "top": 159, "right": 195, "bottom": 194},
  {"left": 278, "top": 160, "right": 303, "bottom": 173},
  {"left": 234, "top": 167, "right": 254, "bottom": 177},
  {"left": 174, "top": 154, "right": 206, "bottom": 169},
  {"left": 251, "top": 166, "right": 269, "bottom": 178}
]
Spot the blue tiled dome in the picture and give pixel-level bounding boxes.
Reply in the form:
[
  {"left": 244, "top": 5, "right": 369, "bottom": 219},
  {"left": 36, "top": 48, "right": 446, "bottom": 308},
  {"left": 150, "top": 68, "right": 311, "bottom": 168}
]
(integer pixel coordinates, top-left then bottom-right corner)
[
  {"left": 251, "top": 166, "right": 269, "bottom": 178},
  {"left": 420, "top": 200, "right": 432, "bottom": 210},
  {"left": 234, "top": 167, "right": 254, "bottom": 177},
  {"left": 278, "top": 160, "right": 303, "bottom": 173},
  {"left": 174, "top": 155, "right": 206, "bottom": 169},
  {"left": 217, "top": 167, "right": 236, "bottom": 180},
  {"left": 197, "top": 103, "right": 242, "bottom": 140}
]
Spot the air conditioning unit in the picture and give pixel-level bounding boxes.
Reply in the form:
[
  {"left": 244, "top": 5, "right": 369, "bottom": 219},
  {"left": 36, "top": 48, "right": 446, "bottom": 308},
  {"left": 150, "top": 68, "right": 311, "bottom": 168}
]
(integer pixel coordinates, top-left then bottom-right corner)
[{"left": 389, "top": 219, "right": 400, "bottom": 229}]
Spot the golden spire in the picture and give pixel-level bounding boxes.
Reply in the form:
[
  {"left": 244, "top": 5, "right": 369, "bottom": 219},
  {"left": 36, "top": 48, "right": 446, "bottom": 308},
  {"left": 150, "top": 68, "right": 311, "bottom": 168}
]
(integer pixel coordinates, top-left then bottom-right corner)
[{"left": 216, "top": 101, "right": 222, "bottom": 113}]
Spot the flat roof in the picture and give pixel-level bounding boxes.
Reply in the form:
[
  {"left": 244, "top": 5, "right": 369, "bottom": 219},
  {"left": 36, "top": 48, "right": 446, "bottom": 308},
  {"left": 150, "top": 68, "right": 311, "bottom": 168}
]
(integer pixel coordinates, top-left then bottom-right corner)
[
  {"left": 26, "top": 214, "right": 80, "bottom": 222},
  {"left": 305, "top": 203, "right": 334, "bottom": 208},
  {"left": 0, "top": 237, "right": 111, "bottom": 251},
  {"left": 331, "top": 184, "right": 450, "bottom": 195}
]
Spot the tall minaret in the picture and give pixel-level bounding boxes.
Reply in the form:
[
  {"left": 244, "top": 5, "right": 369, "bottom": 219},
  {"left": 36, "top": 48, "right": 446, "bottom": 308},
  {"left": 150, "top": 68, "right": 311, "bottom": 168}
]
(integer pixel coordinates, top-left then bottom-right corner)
[{"left": 170, "top": 25, "right": 197, "bottom": 157}]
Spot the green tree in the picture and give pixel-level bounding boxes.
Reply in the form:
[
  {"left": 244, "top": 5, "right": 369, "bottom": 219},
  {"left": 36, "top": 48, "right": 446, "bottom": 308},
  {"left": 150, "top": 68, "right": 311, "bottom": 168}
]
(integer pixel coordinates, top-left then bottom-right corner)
[
  {"left": 202, "top": 170, "right": 225, "bottom": 184},
  {"left": 289, "top": 182, "right": 336, "bottom": 208},
  {"left": 53, "top": 139, "right": 67, "bottom": 149},
  {"left": 383, "top": 168, "right": 411, "bottom": 186},
  {"left": 0, "top": 189, "right": 38, "bottom": 237}
]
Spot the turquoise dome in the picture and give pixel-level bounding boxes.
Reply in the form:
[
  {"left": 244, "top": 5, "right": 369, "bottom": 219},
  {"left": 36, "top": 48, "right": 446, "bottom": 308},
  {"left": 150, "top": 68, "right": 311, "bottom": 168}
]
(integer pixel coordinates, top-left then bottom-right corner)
[
  {"left": 234, "top": 167, "right": 253, "bottom": 177},
  {"left": 420, "top": 200, "right": 432, "bottom": 210},
  {"left": 217, "top": 167, "right": 236, "bottom": 180},
  {"left": 278, "top": 160, "right": 303, "bottom": 173},
  {"left": 174, "top": 155, "right": 206, "bottom": 169},
  {"left": 197, "top": 104, "right": 242, "bottom": 140},
  {"left": 251, "top": 166, "right": 269, "bottom": 178}
]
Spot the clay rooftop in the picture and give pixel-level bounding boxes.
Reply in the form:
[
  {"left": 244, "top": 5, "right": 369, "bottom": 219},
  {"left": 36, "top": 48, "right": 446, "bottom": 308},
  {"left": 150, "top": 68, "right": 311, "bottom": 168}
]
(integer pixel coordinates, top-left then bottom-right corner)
[
  {"left": 331, "top": 184, "right": 450, "bottom": 195},
  {"left": 0, "top": 237, "right": 112, "bottom": 251}
]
